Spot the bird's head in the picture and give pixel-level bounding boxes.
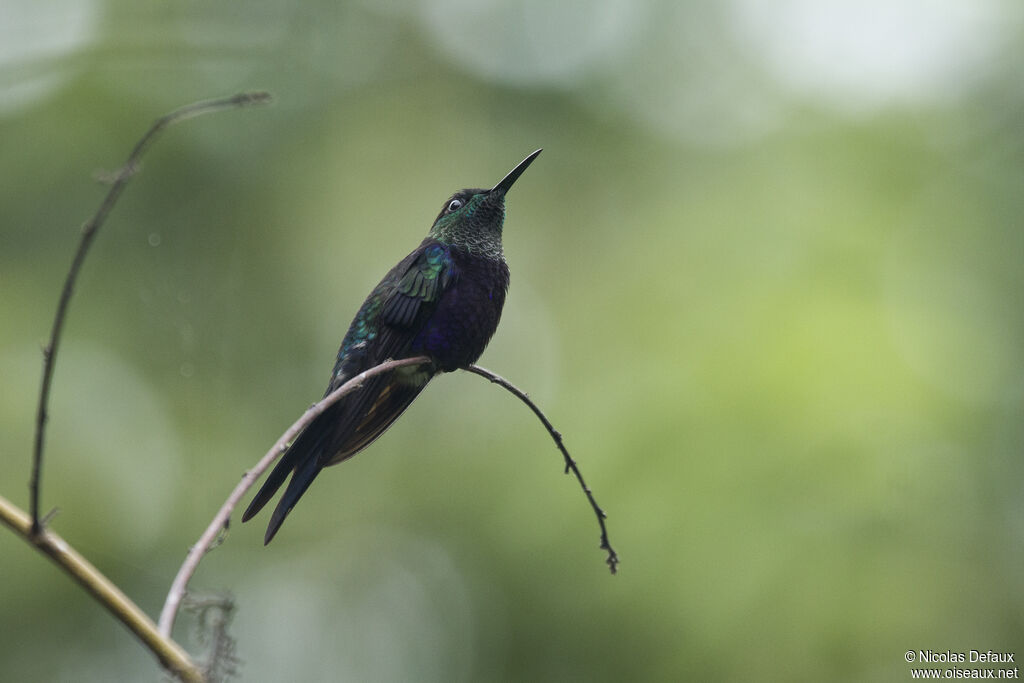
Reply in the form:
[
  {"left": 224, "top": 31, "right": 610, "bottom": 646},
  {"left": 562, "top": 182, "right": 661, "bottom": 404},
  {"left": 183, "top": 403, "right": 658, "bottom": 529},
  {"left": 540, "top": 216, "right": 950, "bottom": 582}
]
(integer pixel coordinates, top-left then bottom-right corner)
[{"left": 428, "top": 149, "right": 541, "bottom": 256}]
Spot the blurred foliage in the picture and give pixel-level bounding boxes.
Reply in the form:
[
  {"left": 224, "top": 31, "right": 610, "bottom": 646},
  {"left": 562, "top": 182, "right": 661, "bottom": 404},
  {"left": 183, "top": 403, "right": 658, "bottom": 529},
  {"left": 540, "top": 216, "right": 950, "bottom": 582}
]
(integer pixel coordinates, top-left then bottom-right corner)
[{"left": 2, "top": 1, "right": 1023, "bottom": 681}]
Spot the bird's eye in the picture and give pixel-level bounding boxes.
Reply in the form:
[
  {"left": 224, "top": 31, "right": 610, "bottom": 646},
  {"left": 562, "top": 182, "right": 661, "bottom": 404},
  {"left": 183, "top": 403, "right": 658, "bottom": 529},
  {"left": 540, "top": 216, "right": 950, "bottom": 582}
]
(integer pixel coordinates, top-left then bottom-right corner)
[{"left": 447, "top": 199, "right": 463, "bottom": 213}]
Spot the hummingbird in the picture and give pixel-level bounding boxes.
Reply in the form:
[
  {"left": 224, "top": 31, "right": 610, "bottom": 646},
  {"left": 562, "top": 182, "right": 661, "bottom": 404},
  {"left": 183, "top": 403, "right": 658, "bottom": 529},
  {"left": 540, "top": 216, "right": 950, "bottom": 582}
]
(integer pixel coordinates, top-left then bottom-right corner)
[{"left": 242, "top": 149, "right": 542, "bottom": 544}]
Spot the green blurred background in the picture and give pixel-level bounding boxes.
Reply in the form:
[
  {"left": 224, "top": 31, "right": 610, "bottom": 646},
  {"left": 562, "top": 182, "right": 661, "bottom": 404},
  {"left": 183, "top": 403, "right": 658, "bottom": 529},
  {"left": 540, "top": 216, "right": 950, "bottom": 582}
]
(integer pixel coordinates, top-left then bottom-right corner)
[{"left": 2, "top": 1, "right": 1023, "bottom": 681}]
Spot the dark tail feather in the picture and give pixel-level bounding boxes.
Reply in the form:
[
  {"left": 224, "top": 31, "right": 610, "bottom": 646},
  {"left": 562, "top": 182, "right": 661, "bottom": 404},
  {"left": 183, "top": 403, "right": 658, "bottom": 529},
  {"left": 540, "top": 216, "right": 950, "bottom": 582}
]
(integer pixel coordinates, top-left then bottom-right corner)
[
  {"left": 242, "top": 364, "right": 434, "bottom": 543},
  {"left": 241, "top": 449, "right": 297, "bottom": 524},
  {"left": 263, "top": 454, "right": 323, "bottom": 545},
  {"left": 241, "top": 410, "right": 332, "bottom": 526}
]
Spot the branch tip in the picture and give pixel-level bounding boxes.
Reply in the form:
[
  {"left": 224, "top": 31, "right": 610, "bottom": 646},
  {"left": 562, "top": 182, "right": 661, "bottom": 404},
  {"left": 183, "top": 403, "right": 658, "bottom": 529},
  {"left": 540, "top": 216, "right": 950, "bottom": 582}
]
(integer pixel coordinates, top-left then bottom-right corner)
[{"left": 231, "top": 91, "right": 273, "bottom": 107}]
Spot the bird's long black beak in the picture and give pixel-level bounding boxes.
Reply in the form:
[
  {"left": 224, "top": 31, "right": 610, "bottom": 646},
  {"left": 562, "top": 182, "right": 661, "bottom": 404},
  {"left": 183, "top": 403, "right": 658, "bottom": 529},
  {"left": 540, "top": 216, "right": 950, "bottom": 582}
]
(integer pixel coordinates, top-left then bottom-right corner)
[{"left": 490, "top": 149, "right": 542, "bottom": 195}]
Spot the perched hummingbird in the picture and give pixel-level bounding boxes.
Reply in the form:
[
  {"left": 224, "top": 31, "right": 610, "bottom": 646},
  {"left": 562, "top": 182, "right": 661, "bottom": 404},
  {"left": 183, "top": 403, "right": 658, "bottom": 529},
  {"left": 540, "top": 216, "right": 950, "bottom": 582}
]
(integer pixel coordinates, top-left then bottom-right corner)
[{"left": 242, "top": 149, "right": 542, "bottom": 544}]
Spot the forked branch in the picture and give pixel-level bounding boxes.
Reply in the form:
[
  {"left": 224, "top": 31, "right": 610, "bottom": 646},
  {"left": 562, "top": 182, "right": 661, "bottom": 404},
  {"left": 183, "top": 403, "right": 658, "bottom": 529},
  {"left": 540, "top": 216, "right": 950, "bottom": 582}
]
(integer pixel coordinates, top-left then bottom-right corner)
[
  {"left": 160, "top": 358, "right": 618, "bottom": 636},
  {"left": 14, "top": 92, "right": 272, "bottom": 682},
  {"left": 0, "top": 495, "right": 204, "bottom": 682},
  {"left": 20, "top": 88, "right": 615, "bottom": 683}
]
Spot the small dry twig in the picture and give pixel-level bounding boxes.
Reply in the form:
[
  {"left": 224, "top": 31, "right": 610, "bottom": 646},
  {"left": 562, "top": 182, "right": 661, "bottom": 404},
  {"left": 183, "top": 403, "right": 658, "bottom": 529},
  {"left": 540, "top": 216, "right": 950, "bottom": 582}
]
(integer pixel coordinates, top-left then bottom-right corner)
[{"left": 466, "top": 365, "right": 619, "bottom": 574}]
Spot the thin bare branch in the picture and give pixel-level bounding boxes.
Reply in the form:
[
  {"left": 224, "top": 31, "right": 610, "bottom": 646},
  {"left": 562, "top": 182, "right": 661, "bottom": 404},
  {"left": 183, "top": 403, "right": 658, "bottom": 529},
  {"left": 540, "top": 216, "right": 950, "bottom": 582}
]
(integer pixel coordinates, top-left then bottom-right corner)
[
  {"left": 158, "top": 356, "right": 433, "bottom": 638},
  {"left": 30, "top": 91, "right": 272, "bottom": 534},
  {"left": 465, "top": 364, "right": 619, "bottom": 574},
  {"left": 0, "top": 494, "right": 204, "bottom": 682},
  {"left": 161, "top": 354, "right": 615, "bottom": 640}
]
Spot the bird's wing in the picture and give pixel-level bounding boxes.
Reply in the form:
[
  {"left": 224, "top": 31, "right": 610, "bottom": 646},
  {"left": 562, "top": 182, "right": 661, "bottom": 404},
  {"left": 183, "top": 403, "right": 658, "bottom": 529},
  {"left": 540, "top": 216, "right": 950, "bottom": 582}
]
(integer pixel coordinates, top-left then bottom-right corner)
[
  {"left": 319, "top": 242, "right": 454, "bottom": 460},
  {"left": 379, "top": 242, "right": 452, "bottom": 328}
]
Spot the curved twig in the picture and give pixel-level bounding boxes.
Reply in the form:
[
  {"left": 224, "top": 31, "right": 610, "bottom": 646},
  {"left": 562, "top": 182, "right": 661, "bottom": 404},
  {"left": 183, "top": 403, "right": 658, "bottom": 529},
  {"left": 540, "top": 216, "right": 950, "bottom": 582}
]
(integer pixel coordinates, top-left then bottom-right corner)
[
  {"left": 158, "top": 355, "right": 433, "bottom": 638},
  {"left": 29, "top": 91, "right": 272, "bottom": 534},
  {"left": 465, "top": 364, "right": 619, "bottom": 574},
  {"left": 0, "top": 495, "right": 204, "bottom": 682}
]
